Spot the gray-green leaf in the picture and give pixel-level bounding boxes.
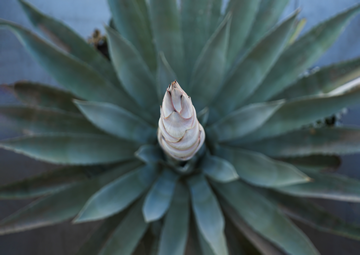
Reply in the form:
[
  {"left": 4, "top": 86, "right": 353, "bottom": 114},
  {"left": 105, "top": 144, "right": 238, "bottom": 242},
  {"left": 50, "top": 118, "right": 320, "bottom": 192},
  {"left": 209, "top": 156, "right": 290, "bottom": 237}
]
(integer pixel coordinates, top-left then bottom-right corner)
[
  {"left": 200, "top": 153, "right": 238, "bottom": 183},
  {"left": 157, "top": 52, "right": 177, "bottom": 100}
]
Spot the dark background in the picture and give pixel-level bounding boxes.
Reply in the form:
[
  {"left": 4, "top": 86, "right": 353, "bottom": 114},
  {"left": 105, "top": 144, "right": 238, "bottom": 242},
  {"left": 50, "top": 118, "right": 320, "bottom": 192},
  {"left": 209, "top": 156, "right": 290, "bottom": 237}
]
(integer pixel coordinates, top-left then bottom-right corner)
[{"left": 1, "top": 0, "right": 360, "bottom": 254}]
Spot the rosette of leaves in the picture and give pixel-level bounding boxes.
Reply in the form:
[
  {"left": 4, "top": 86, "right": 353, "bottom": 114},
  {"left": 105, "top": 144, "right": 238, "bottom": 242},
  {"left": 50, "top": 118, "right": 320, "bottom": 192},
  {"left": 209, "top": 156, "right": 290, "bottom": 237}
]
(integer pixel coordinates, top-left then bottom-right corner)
[{"left": 2, "top": 0, "right": 360, "bottom": 254}]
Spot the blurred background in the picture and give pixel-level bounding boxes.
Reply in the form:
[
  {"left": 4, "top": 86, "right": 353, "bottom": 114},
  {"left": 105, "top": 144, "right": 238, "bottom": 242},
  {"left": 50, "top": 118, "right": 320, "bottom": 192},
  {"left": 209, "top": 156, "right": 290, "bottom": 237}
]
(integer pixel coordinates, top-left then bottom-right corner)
[{"left": 1, "top": 0, "right": 360, "bottom": 254}]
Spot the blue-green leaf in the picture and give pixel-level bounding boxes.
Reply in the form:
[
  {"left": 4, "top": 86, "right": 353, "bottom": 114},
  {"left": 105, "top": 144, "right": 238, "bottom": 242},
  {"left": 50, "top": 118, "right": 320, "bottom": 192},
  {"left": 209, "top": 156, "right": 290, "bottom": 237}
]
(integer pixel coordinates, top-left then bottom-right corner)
[
  {"left": 74, "top": 101, "right": 156, "bottom": 144},
  {"left": 0, "top": 135, "right": 138, "bottom": 165},
  {"left": 190, "top": 15, "right": 231, "bottom": 110},
  {"left": 19, "top": 0, "right": 120, "bottom": 87},
  {"left": 246, "top": 4, "right": 360, "bottom": 103},
  {"left": 143, "top": 169, "right": 179, "bottom": 222},
  {"left": 148, "top": 0, "right": 186, "bottom": 85},
  {"left": 181, "top": 0, "right": 222, "bottom": 77},
  {"left": 158, "top": 183, "right": 189, "bottom": 255},
  {"left": 243, "top": 0, "right": 289, "bottom": 50},
  {"left": 200, "top": 153, "right": 238, "bottom": 183},
  {"left": 75, "top": 165, "right": 158, "bottom": 222},
  {"left": 238, "top": 86, "right": 360, "bottom": 144},
  {"left": 198, "top": 107, "right": 209, "bottom": 127},
  {"left": 214, "top": 11, "right": 297, "bottom": 115},
  {"left": 99, "top": 198, "right": 148, "bottom": 255},
  {"left": 242, "top": 127, "right": 360, "bottom": 157},
  {"left": 0, "top": 106, "right": 102, "bottom": 135},
  {"left": 12, "top": 82, "right": 80, "bottom": 113},
  {"left": 212, "top": 181, "right": 319, "bottom": 255},
  {"left": 157, "top": 52, "right": 177, "bottom": 100},
  {"left": 0, "top": 20, "right": 138, "bottom": 112},
  {"left": 207, "top": 100, "right": 283, "bottom": 142},
  {"left": 135, "top": 144, "right": 165, "bottom": 164},
  {"left": 187, "top": 175, "right": 228, "bottom": 255},
  {"left": 225, "top": 0, "right": 260, "bottom": 67},
  {"left": 268, "top": 191, "right": 360, "bottom": 241},
  {"left": 105, "top": 27, "right": 158, "bottom": 112},
  {"left": 216, "top": 146, "right": 310, "bottom": 187},
  {"left": 288, "top": 18, "right": 307, "bottom": 45},
  {"left": 273, "top": 57, "right": 360, "bottom": 100},
  {"left": 0, "top": 163, "right": 137, "bottom": 235},
  {"left": 275, "top": 170, "right": 360, "bottom": 203},
  {"left": 196, "top": 223, "right": 217, "bottom": 255},
  {"left": 279, "top": 155, "right": 341, "bottom": 171},
  {"left": 107, "top": 0, "right": 156, "bottom": 72}
]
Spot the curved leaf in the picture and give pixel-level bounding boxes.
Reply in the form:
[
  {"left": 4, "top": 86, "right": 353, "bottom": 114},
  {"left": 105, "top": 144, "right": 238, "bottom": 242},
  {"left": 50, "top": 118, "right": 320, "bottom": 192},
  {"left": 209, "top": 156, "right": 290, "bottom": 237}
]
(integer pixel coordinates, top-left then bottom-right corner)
[
  {"left": 75, "top": 165, "right": 158, "bottom": 222},
  {"left": 99, "top": 198, "right": 148, "bottom": 255},
  {"left": 216, "top": 147, "right": 310, "bottom": 187},
  {"left": 279, "top": 155, "right": 341, "bottom": 171},
  {"left": 148, "top": 0, "right": 186, "bottom": 85},
  {"left": 0, "top": 20, "right": 139, "bottom": 112},
  {"left": 187, "top": 175, "right": 228, "bottom": 255},
  {"left": 246, "top": 4, "right": 360, "bottom": 103},
  {"left": 19, "top": 0, "right": 120, "bottom": 87},
  {"left": 225, "top": 0, "right": 260, "bottom": 67},
  {"left": 75, "top": 101, "right": 155, "bottom": 143},
  {"left": 158, "top": 183, "right": 189, "bottom": 255},
  {"left": 238, "top": 86, "right": 360, "bottom": 144},
  {"left": 207, "top": 100, "right": 283, "bottom": 142},
  {"left": 0, "top": 106, "right": 102, "bottom": 135},
  {"left": 287, "top": 18, "right": 307, "bottom": 45},
  {"left": 181, "top": 0, "right": 222, "bottom": 77},
  {"left": 243, "top": 127, "right": 360, "bottom": 157},
  {"left": 243, "top": 0, "right": 289, "bottom": 50},
  {"left": 212, "top": 181, "right": 319, "bottom": 255},
  {"left": 0, "top": 163, "right": 137, "bottom": 235},
  {"left": 135, "top": 144, "right": 165, "bottom": 165},
  {"left": 268, "top": 191, "right": 360, "bottom": 241},
  {"left": 107, "top": 0, "right": 156, "bottom": 72},
  {"left": 214, "top": 11, "right": 297, "bottom": 115},
  {"left": 157, "top": 52, "right": 177, "bottom": 100},
  {"left": 143, "top": 169, "right": 178, "bottom": 222},
  {"left": 0, "top": 135, "right": 138, "bottom": 165},
  {"left": 105, "top": 27, "right": 158, "bottom": 111},
  {"left": 190, "top": 15, "right": 231, "bottom": 110},
  {"left": 200, "top": 153, "right": 238, "bottom": 183},
  {"left": 273, "top": 56, "right": 360, "bottom": 100},
  {"left": 12, "top": 82, "right": 80, "bottom": 113}
]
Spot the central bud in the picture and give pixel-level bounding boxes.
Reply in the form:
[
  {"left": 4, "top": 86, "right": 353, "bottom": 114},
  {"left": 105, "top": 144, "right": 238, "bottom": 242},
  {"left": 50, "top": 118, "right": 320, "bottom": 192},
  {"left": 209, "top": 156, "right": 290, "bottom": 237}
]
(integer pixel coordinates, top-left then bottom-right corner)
[{"left": 158, "top": 81, "right": 205, "bottom": 161}]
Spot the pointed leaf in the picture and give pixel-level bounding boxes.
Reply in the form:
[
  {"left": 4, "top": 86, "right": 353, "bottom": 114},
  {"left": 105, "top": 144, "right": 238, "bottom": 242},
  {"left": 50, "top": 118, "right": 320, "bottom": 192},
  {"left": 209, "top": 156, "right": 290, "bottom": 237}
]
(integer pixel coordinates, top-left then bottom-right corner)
[
  {"left": 243, "top": 0, "right": 289, "bottom": 50},
  {"left": 288, "top": 18, "right": 307, "bottom": 45},
  {"left": 187, "top": 175, "right": 228, "bottom": 255},
  {"left": 207, "top": 100, "right": 283, "bottom": 142},
  {"left": 0, "top": 20, "right": 139, "bottom": 112},
  {"left": 0, "top": 106, "right": 102, "bottom": 135},
  {"left": 225, "top": 0, "right": 260, "bottom": 67},
  {"left": 190, "top": 15, "right": 231, "bottom": 110},
  {"left": 158, "top": 183, "right": 189, "bottom": 255},
  {"left": 148, "top": 0, "right": 186, "bottom": 85},
  {"left": 105, "top": 27, "right": 158, "bottom": 110},
  {"left": 279, "top": 155, "right": 341, "bottom": 171},
  {"left": 268, "top": 191, "right": 360, "bottom": 241},
  {"left": 75, "top": 210, "right": 129, "bottom": 255},
  {"left": 273, "top": 57, "right": 360, "bottom": 100},
  {"left": 239, "top": 86, "right": 360, "bottom": 144},
  {"left": 99, "top": 198, "right": 148, "bottom": 255},
  {"left": 200, "top": 153, "right": 238, "bottom": 183},
  {"left": 75, "top": 101, "right": 155, "bottom": 144},
  {"left": 212, "top": 181, "right": 319, "bottom": 255},
  {"left": 243, "top": 127, "right": 360, "bottom": 157},
  {"left": 143, "top": 169, "right": 178, "bottom": 222},
  {"left": 275, "top": 170, "right": 360, "bottom": 203},
  {"left": 0, "top": 163, "right": 137, "bottom": 235},
  {"left": 220, "top": 198, "right": 286, "bottom": 255},
  {"left": 75, "top": 165, "right": 158, "bottom": 222},
  {"left": 135, "top": 144, "right": 165, "bottom": 164},
  {"left": 0, "top": 135, "right": 138, "bottom": 165},
  {"left": 157, "top": 52, "right": 177, "bottom": 100},
  {"left": 247, "top": 4, "right": 360, "bottom": 103},
  {"left": 196, "top": 224, "right": 217, "bottom": 255},
  {"left": 181, "top": 0, "right": 222, "bottom": 76},
  {"left": 107, "top": 0, "right": 156, "bottom": 72},
  {"left": 216, "top": 147, "right": 310, "bottom": 187},
  {"left": 198, "top": 107, "right": 209, "bottom": 127},
  {"left": 19, "top": 0, "right": 120, "bottom": 87},
  {"left": 214, "top": 11, "right": 298, "bottom": 115},
  {"left": 12, "top": 82, "right": 80, "bottom": 113}
]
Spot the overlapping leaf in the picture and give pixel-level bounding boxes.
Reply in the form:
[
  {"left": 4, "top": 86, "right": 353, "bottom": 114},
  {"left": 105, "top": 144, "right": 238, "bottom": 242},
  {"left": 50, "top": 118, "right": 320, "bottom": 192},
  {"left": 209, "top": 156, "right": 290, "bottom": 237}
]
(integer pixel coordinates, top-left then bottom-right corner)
[
  {"left": 157, "top": 52, "right": 177, "bottom": 100},
  {"left": 200, "top": 153, "right": 238, "bottom": 183}
]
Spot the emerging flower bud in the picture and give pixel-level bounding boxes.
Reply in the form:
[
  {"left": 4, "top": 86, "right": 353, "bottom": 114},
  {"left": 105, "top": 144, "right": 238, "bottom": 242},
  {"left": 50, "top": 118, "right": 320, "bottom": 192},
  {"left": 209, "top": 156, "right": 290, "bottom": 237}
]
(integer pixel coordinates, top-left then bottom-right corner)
[{"left": 158, "top": 81, "right": 205, "bottom": 161}]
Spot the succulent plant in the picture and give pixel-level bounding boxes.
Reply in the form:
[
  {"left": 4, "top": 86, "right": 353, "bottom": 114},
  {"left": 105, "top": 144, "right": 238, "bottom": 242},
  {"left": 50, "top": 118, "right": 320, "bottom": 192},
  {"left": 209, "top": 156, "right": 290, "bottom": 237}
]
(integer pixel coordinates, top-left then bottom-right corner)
[{"left": 2, "top": 0, "right": 360, "bottom": 254}]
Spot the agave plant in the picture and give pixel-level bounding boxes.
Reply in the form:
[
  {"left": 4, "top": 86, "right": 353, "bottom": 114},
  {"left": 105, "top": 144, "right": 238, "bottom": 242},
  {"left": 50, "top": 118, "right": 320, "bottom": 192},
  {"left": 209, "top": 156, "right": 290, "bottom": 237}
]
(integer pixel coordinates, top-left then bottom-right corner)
[{"left": 2, "top": 0, "right": 360, "bottom": 254}]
